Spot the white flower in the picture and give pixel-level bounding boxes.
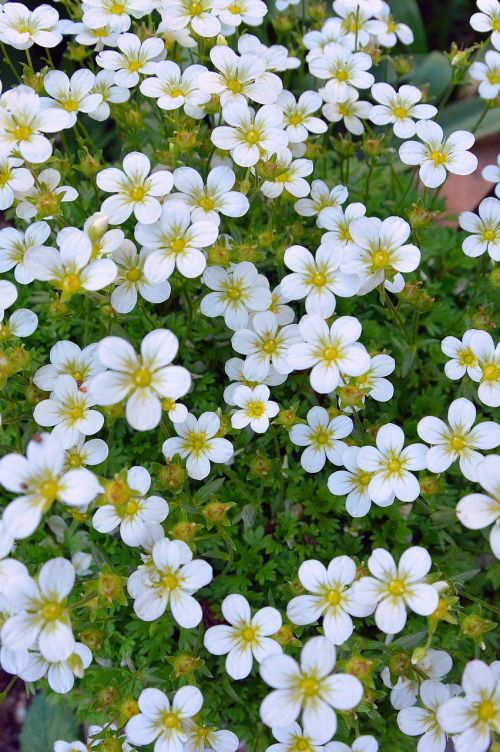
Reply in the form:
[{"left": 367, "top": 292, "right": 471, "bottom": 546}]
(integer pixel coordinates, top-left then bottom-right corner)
[
  {"left": 0, "top": 88, "right": 69, "bottom": 163},
  {"left": 354, "top": 353, "right": 395, "bottom": 403},
  {"left": 441, "top": 329, "right": 482, "bottom": 382},
  {"left": 34, "top": 340, "right": 103, "bottom": 391},
  {"left": 287, "top": 314, "right": 370, "bottom": 394},
  {"left": 231, "top": 384, "right": 279, "bottom": 433},
  {"left": 0, "top": 432, "right": 102, "bottom": 540},
  {"left": 93, "top": 465, "right": 168, "bottom": 546},
  {"left": 259, "top": 635, "right": 363, "bottom": 740},
  {"left": 25, "top": 228, "right": 117, "bottom": 296},
  {"left": 96, "top": 152, "right": 174, "bottom": 225},
  {"left": 321, "top": 89, "right": 372, "bottom": 136},
  {"left": 265, "top": 723, "right": 335, "bottom": 752},
  {"left": 277, "top": 90, "right": 327, "bottom": 143},
  {"left": 64, "top": 437, "right": 108, "bottom": 470},
  {"left": 184, "top": 721, "right": 239, "bottom": 752},
  {"left": 162, "top": 412, "right": 233, "bottom": 480},
  {"left": 212, "top": 0, "right": 267, "bottom": 27},
  {"left": 397, "top": 680, "right": 453, "bottom": 752},
  {"left": 303, "top": 18, "right": 350, "bottom": 61},
  {"left": 111, "top": 240, "right": 171, "bottom": 314},
  {"left": 281, "top": 244, "right": 359, "bottom": 317},
  {"left": 161, "top": 0, "right": 222, "bottom": 38},
  {"left": 91, "top": 329, "right": 191, "bottom": 432},
  {"left": 135, "top": 203, "right": 218, "bottom": 282},
  {"left": 237, "top": 34, "right": 300, "bottom": 72},
  {"left": 369, "top": 83, "right": 437, "bottom": 139},
  {"left": 18, "top": 641, "right": 92, "bottom": 694},
  {"left": 287, "top": 556, "right": 372, "bottom": 645},
  {"left": 437, "top": 660, "right": 500, "bottom": 752},
  {"left": 294, "top": 181, "right": 348, "bottom": 218},
  {"left": 381, "top": 649, "right": 455, "bottom": 710},
  {"left": 470, "top": 329, "right": 500, "bottom": 407},
  {"left": 0, "top": 307, "right": 38, "bottom": 340},
  {"left": 357, "top": 423, "right": 427, "bottom": 504},
  {"left": 260, "top": 152, "right": 313, "bottom": 200},
  {"left": 88, "top": 69, "right": 130, "bottom": 122},
  {"left": 127, "top": 537, "right": 212, "bottom": 626},
  {"left": 201, "top": 261, "right": 272, "bottom": 330},
  {"left": 96, "top": 32, "right": 164, "bottom": 88},
  {"left": 0, "top": 221, "right": 50, "bottom": 285},
  {"left": 345, "top": 215, "right": 420, "bottom": 295},
  {"left": 457, "top": 455, "right": 500, "bottom": 559},
  {"left": 471, "top": 0, "right": 500, "bottom": 50},
  {"left": 169, "top": 165, "right": 249, "bottom": 225},
  {"left": 197, "top": 45, "right": 282, "bottom": 106},
  {"left": 373, "top": 1, "right": 414, "bottom": 47},
  {"left": 332, "top": 1, "right": 383, "bottom": 48},
  {"left": 82, "top": 0, "right": 153, "bottom": 33},
  {"left": 33, "top": 375, "right": 104, "bottom": 449},
  {"left": 470, "top": 50, "right": 500, "bottom": 99},
  {"left": 399, "top": 121, "right": 478, "bottom": 188},
  {"left": 72, "top": 550, "right": 93, "bottom": 577},
  {"left": 1, "top": 557, "right": 75, "bottom": 662},
  {"left": 204, "top": 593, "right": 282, "bottom": 679},
  {"left": 317, "top": 202, "right": 367, "bottom": 255},
  {"left": 232, "top": 311, "right": 299, "bottom": 381},
  {"left": 211, "top": 101, "right": 288, "bottom": 168},
  {"left": 15, "top": 167, "right": 78, "bottom": 221},
  {"left": 289, "top": 407, "right": 353, "bottom": 473},
  {"left": 139, "top": 62, "right": 210, "bottom": 117},
  {"left": 309, "top": 45, "right": 374, "bottom": 98},
  {"left": 126, "top": 686, "right": 204, "bottom": 751},
  {"left": 328, "top": 446, "right": 383, "bottom": 517},
  {"left": 54, "top": 742, "right": 87, "bottom": 752},
  {"left": 43, "top": 69, "right": 102, "bottom": 127},
  {"left": 0, "top": 156, "right": 33, "bottom": 211},
  {"left": 459, "top": 196, "right": 500, "bottom": 261},
  {"left": 417, "top": 397, "right": 500, "bottom": 481},
  {"left": 223, "top": 357, "right": 287, "bottom": 405},
  {"left": 268, "top": 284, "right": 295, "bottom": 326},
  {"left": 352, "top": 546, "right": 439, "bottom": 634},
  {"left": 0, "top": 3, "right": 61, "bottom": 49},
  {"left": 0, "top": 279, "right": 17, "bottom": 321}
]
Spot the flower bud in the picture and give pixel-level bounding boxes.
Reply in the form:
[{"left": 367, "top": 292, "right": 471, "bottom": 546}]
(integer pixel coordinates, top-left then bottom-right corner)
[
  {"left": 471, "top": 307, "right": 495, "bottom": 330},
  {"left": 419, "top": 474, "right": 440, "bottom": 495},
  {"left": 97, "top": 571, "right": 126, "bottom": 603},
  {"left": 344, "top": 655, "right": 375, "bottom": 681},
  {"left": 171, "top": 653, "right": 202, "bottom": 678},
  {"left": 22, "top": 65, "right": 47, "bottom": 93},
  {"left": 272, "top": 14, "right": 292, "bottom": 32},
  {"left": 277, "top": 406, "right": 299, "bottom": 430},
  {"left": 203, "top": 500, "right": 234, "bottom": 526},
  {"left": 175, "top": 129, "right": 198, "bottom": 150},
  {"left": 392, "top": 55, "right": 413, "bottom": 75},
  {"left": 67, "top": 44, "right": 89, "bottom": 63},
  {"left": 407, "top": 204, "right": 438, "bottom": 229},
  {"left": 78, "top": 148, "right": 102, "bottom": 176},
  {"left": 158, "top": 460, "right": 187, "bottom": 491},
  {"left": 333, "top": 134, "right": 358, "bottom": 158},
  {"left": 234, "top": 242, "right": 258, "bottom": 262},
  {"left": 489, "top": 267, "right": 500, "bottom": 288},
  {"left": 249, "top": 449, "right": 272, "bottom": 476},
  {"left": 207, "top": 241, "right": 231, "bottom": 266},
  {"left": 363, "top": 134, "right": 385, "bottom": 158},
  {"left": 87, "top": 212, "right": 109, "bottom": 241},
  {"left": 79, "top": 629, "right": 104, "bottom": 651},
  {"left": 309, "top": 2, "right": 327, "bottom": 22},
  {"left": 388, "top": 651, "right": 410, "bottom": 678},
  {"left": 170, "top": 521, "right": 198, "bottom": 541},
  {"left": 461, "top": 614, "right": 496, "bottom": 648},
  {"left": 99, "top": 686, "right": 120, "bottom": 707},
  {"left": 337, "top": 384, "right": 366, "bottom": 409},
  {"left": 48, "top": 299, "right": 69, "bottom": 317},
  {"left": 120, "top": 699, "right": 139, "bottom": 720},
  {"left": 273, "top": 625, "right": 301, "bottom": 647}
]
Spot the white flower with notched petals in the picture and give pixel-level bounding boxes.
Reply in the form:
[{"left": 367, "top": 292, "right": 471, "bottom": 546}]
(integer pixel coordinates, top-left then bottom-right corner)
[
  {"left": 0, "top": 221, "right": 50, "bottom": 285},
  {"left": 373, "top": 1, "right": 414, "bottom": 46},
  {"left": 15, "top": 167, "right": 78, "bottom": 221},
  {"left": 204, "top": 593, "right": 282, "bottom": 679},
  {"left": 128, "top": 538, "right": 212, "bottom": 626},
  {"left": 0, "top": 3, "right": 61, "bottom": 49},
  {"left": 328, "top": 445, "right": 392, "bottom": 517},
  {"left": 352, "top": 546, "right": 439, "bottom": 634},
  {"left": 96, "top": 33, "right": 164, "bottom": 88},
  {"left": 162, "top": 412, "right": 233, "bottom": 480},
  {"left": 126, "top": 686, "right": 204, "bottom": 752},
  {"left": 277, "top": 90, "right": 327, "bottom": 143},
  {"left": 96, "top": 152, "right": 173, "bottom": 225},
  {"left": 441, "top": 329, "right": 482, "bottom": 382},
  {"left": 91, "top": 329, "right": 191, "bottom": 432},
  {"left": 0, "top": 156, "right": 33, "bottom": 211},
  {"left": 470, "top": 50, "right": 500, "bottom": 99},
  {"left": 82, "top": 0, "right": 153, "bottom": 33},
  {"left": 459, "top": 196, "right": 500, "bottom": 261},
  {"left": 281, "top": 244, "right": 359, "bottom": 318},
  {"left": 356, "top": 423, "right": 427, "bottom": 504},
  {"left": 354, "top": 353, "right": 395, "bottom": 403},
  {"left": 64, "top": 436, "right": 109, "bottom": 470},
  {"left": 457, "top": 455, "right": 500, "bottom": 559},
  {"left": 471, "top": 0, "right": 500, "bottom": 50},
  {"left": 223, "top": 357, "right": 287, "bottom": 405},
  {"left": 259, "top": 635, "right": 363, "bottom": 740},
  {"left": 287, "top": 556, "right": 372, "bottom": 645},
  {"left": 333, "top": 1, "right": 384, "bottom": 48},
  {"left": 317, "top": 202, "right": 367, "bottom": 255},
  {"left": 0, "top": 89, "right": 69, "bottom": 164},
  {"left": 399, "top": 121, "right": 478, "bottom": 188},
  {"left": 369, "top": 83, "right": 437, "bottom": 139},
  {"left": 211, "top": 101, "right": 288, "bottom": 168},
  {"left": 25, "top": 229, "right": 117, "bottom": 296},
  {"left": 161, "top": 0, "right": 222, "bottom": 38},
  {"left": 289, "top": 407, "right": 353, "bottom": 473},
  {"left": 88, "top": 69, "right": 130, "bottom": 121},
  {"left": 321, "top": 89, "right": 372, "bottom": 136},
  {"left": 303, "top": 18, "right": 350, "bottom": 61},
  {"left": 231, "top": 384, "right": 279, "bottom": 434},
  {"left": 470, "top": 330, "right": 500, "bottom": 407},
  {"left": 93, "top": 465, "right": 168, "bottom": 546},
  {"left": 0, "top": 433, "right": 102, "bottom": 540},
  {"left": 397, "top": 680, "right": 453, "bottom": 752},
  {"left": 287, "top": 314, "right": 370, "bottom": 394},
  {"left": 294, "top": 181, "right": 348, "bottom": 218},
  {"left": 135, "top": 203, "right": 217, "bottom": 282},
  {"left": 140, "top": 62, "right": 210, "bottom": 117},
  {"left": 111, "top": 240, "right": 171, "bottom": 314},
  {"left": 43, "top": 70, "right": 102, "bottom": 127},
  {"left": 265, "top": 723, "right": 334, "bottom": 752},
  {"left": 437, "top": 660, "right": 500, "bottom": 752},
  {"left": 381, "top": 649, "right": 455, "bottom": 710},
  {"left": 169, "top": 165, "right": 249, "bottom": 226},
  {"left": 197, "top": 45, "right": 282, "bottom": 106},
  {"left": 18, "top": 641, "right": 92, "bottom": 695},
  {"left": 34, "top": 341, "right": 103, "bottom": 391},
  {"left": 33, "top": 375, "right": 104, "bottom": 449},
  {"left": 310, "top": 44, "right": 374, "bottom": 98},
  {"left": 212, "top": 0, "right": 267, "bottom": 26},
  {"left": 417, "top": 397, "right": 500, "bottom": 481},
  {"left": 201, "top": 261, "right": 272, "bottom": 330},
  {"left": 232, "top": 311, "right": 300, "bottom": 381},
  {"left": 1, "top": 557, "right": 75, "bottom": 662}
]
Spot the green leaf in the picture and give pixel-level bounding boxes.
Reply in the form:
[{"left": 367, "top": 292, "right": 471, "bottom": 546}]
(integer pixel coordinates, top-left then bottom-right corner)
[
  {"left": 438, "top": 98, "right": 500, "bottom": 138},
  {"left": 405, "top": 52, "right": 452, "bottom": 100},
  {"left": 388, "top": 0, "right": 428, "bottom": 53},
  {"left": 20, "top": 694, "right": 81, "bottom": 752}
]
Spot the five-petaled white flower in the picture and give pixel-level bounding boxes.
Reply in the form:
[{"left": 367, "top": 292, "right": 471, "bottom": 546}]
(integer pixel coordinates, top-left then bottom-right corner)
[
  {"left": 231, "top": 384, "right": 279, "bottom": 434},
  {"left": 201, "top": 261, "right": 272, "bottom": 330},
  {"left": 397, "top": 680, "right": 453, "bottom": 752},
  {"left": 169, "top": 165, "right": 249, "bottom": 225},
  {"left": 96, "top": 32, "right": 164, "bottom": 88},
  {"left": 289, "top": 407, "right": 353, "bottom": 473},
  {"left": 459, "top": 196, "right": 500, "bottom": 262},
  {"left": 369, "top": 83, "right": 437, "bottom": 139},
  {"left": 211, "top": 102, "right": 288, "bottom": 168},
  {"left": 162, "top": 411, "right": 233, "bottom": 480},
  {"left": 126, "top": 686, "right": 204, "bottom": 752},
  {"left": 232, "top": 311, "right": 300, "bottom": 381},
  {"left": 457, "top": 455, "right": 500, "bottom": 559},
  {"left": 139, "top": 61, "right": 210, "bottom": 117}
]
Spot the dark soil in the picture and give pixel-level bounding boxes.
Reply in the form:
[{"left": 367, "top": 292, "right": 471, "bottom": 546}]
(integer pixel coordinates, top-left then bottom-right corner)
[{"left": 0, "top": 671, "right": 31, "bottom": 752}]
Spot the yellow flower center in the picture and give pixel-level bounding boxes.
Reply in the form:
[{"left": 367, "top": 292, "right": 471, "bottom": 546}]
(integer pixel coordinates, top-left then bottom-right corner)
[
  {"left": 130, "top": 185, "right": 146, "bottom": 201},
  {"left": 169, "top": 87, "right": 184, "bottom": 98},
  {"left": 387, "top": 18, "right": 397, "bottom": 32},
  {"left": 133, "top": 367, "right": 152, "bottom": 387},
  {"left": 300, "top": 676, "right": 319, "bottom": 697},
  {"left": 226, "top": 78, "right": 243, "bottom": 93},
  {"left": 110, "top": 2, "right": 125, "bottom": 13},
  {"left": 326, "top": 589, "right": 341, "bottom": 606},
  {"left": 388, "top": 579, "right": 406, "bottom": 596},
  {"left": 487, "top": 71, "right": 500, "bottom": 85},
  {"left": 61, "top": 274, "right": 81, "bottom": 293},
  {"left": 126, "top": 267, "right": 143, "bottom": 282},
  {"left": 477, "top": 700, "right": 496, "bottom": 723},
  {"left": 310, "top": 271, "right": 327, "bottom": 287},
  {"left": 430, "top": 149, "right": 447, "bottom": 165},
  {"left": 163, "top": 712, "right": 180, "bottom": 729},
  {"left": 185, "top": 431, "right": 207, "bottom": 452},
  {"left": 126, "top": 500, "right": 140, "bottom": 516},
  {"left": 106, "top": 477, "right": 131, "bottom": 505},
  {"left": 40, "top": 479, "right": 60, "bottom": 503},
  {"left": 246, "top": 400, "right": 266, "bottom": 418},
  {"left": 322, "top": 346, "right": 339, "bottom": 362},
  {"left": 189, "top": 0, "right": 203, "bottom": 13},
  {"left": 482, "top": 228, "right": 496, "bottom": 242},
  {"left": 245, "top": 128, "right": 261, "bottom": 144},
  {"left": 63, "top": 99, "right": 80, "bottom": 112},
  {"left": 339, "top": 225, "right": 352, "bottom": 242},
  {"left": 12, "top": 124, "right": 32, "bottom": 140},
  {"left": 162, "top": 573, "right": 179, "bottom": 590},
  {"left": 70, "top": 404, "right": 85, "bottom": 421},
  {"left": 228, "top": 2, "right": 241, "bottom": 11},
  {"left": 128, "top": 60, "right": 144, "bottom": 72},
  {"left": 493, "top": 18, "right": 500, "bottom": 32},
  {"left": 163, "top": 397, "right": 176, "bottom": 411},
  {"left": 289, "top": 114, "right": 303, "bottom": 125},
  {"left": 335, "top": 69, "right": 349, "bottom": 81},
  {"left": 393, "top": 105, "right": 408, "bottom": 119},
  {"left": 293, "top": 740, "right": 311, "bottom": 752},
  {"left": 262, "top": 339, "right": 277, "bottom": 354},
  {"left": 459, "top": 347, "right": 477, "bottom": 367},
  {"left": 450, "top": 435, "right": 466, "bottom": 451},
  {"left": 241, "top": 626, "right": 256, "bottom": 642},
  {"left": 483, "top": 364, "right": 499, "bottom": 381},
  {"left": 0, "top": 166, "right": 11, "bottom": 187},
  {"left": 171, "top": 238, "right": 187, "bottom": 254},
  {"left": 359, "top": 472, "right": 371, "bottom": 486},
  {"left": 387, "top": 458, "right": 402, "bottom": 473},
  {"left": 373, "top": 250, "right": 390, "bottom": 268},
  {"left": 199, "top": 196, "right": 215, "bottom": 210},
  {"left": 42, "top": 602, "right": 63, "bottom": 621},
  {"left": 314, "top": 429, "right": 330, "bottom": 446}
]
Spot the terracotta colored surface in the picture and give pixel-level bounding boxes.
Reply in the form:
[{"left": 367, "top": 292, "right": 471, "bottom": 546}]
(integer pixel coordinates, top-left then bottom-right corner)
[{"left": 441, "top": 134, "right": 500, "bottom": 215}]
